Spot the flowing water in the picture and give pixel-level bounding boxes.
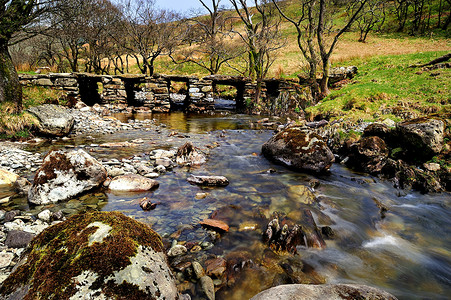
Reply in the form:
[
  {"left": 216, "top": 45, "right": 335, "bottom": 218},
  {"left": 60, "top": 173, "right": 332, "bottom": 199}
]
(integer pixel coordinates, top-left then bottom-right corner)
[{"left": 1, "top": 111, "right": 450, "bottom": 299}]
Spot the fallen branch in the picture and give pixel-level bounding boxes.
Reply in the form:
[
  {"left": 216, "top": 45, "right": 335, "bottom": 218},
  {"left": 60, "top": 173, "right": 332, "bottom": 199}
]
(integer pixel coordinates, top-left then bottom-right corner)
[{"left": 409, "top": 53, "right": 451, "bottom": 68}]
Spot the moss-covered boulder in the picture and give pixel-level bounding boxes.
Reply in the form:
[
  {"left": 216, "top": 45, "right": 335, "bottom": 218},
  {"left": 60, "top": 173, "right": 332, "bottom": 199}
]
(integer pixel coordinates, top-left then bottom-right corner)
[
  {"left": 28, "top": 149, "right": 107, "bottom": 205},
  {"left": 0, "top": 211, "right": 178, "bottom": 300},
  {"left": 262, "top": 126, "right": 334, "bottom": 173}
]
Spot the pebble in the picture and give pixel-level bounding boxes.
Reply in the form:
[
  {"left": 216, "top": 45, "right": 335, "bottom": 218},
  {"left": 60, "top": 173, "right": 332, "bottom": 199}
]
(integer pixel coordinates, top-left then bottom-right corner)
[{"left": 168, "top": 245, "right": 188, "bottom": 257}]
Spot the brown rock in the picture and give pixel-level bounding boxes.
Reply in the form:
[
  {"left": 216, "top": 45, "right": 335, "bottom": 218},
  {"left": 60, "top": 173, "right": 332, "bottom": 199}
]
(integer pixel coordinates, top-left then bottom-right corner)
[
  {"left": 205, "top": 257, "right": 227, "bottom": 278},
  {"left": 200, "top": 219, "right": 229, "bottom": 232}
]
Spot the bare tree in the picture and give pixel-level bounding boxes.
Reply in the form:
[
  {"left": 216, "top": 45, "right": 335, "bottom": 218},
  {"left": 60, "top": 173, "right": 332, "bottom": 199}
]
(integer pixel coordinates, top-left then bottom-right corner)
[
  {"left": 116, "top": 0, "right": 181, "bottom": 76},
  {"left": 272, "top": 0, "right": 368, "bottom": 98},
  {"left": 355, "top": 0, "right": 386, "bottom": 42},
  {"left": 0, "top": 0, "right": 63, "bottom": 112},
  {"left": 171, "top": 0, "right": 241, "bottom": 75},
  {"left": 230, "top": 0, "right": 284, "bottom": 104},
  {"left": 82, "top": 0, "right": 122, "bottom": 74}
]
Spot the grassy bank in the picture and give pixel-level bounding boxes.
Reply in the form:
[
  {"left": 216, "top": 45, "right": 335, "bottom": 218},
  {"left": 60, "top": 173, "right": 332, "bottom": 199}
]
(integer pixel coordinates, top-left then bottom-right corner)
[
  {"left": 0, "top": 87, "right": 64, "bottom": 140},
  {"left": 306, "top": 51, "right": 451, "bottom": 122}
]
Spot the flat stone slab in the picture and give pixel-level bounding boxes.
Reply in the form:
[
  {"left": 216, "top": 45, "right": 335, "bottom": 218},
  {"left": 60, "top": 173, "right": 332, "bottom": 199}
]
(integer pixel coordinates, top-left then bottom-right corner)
[
  {"left": 187, "top": 175, "right": 229, "bottom": 187},
  {"left": 109, "top": 174, "right": 159, "bottom": 192}
]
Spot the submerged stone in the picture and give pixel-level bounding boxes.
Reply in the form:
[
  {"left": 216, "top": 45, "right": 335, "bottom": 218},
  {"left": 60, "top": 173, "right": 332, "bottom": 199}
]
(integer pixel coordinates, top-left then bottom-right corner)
[
  {"left": 0, "top": 211, "right": 178, "bottom": 300},
  {"left": 108, "top": 174, "right": 159, "bottom": 192}
]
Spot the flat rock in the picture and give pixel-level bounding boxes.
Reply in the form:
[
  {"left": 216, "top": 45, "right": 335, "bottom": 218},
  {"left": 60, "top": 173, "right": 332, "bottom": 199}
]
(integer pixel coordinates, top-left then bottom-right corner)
[
  {"left": 200, "top": 219, "right": 229, "bottom": 232},
  {"left": 250, "top": 284, "right": 398, "bottom": 300},
  {"left": 0, "top": 169, "right": 19, "bottom": 186},
  {"left": 108, "top": 174, "right": 159, "bottom": 192},
  {"left": 187, "top": 175, "right": 229, "bottom": 187},
  {"left": 27, "top": 104, "right": 74, "bottom": 137}
]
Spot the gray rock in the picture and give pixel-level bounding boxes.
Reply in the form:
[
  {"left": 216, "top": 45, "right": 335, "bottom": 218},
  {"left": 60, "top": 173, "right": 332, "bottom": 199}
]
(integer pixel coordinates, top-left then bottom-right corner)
[
  {"left": 28, "top": 149, "right": 107, "bottom": 205},
  {"left": 396, "top": 117, "right": 445, "bottom": 159},
  {"left": 5, "top": 230, "right": 36, "bottom": 249},
  {"left": 199, "top": 276, "right": 215, "bottom": 300},
  {"left": 192, "top": 261, "right": 205, "bottom": 279},
  {"left": 250, "top": 284, "right": 398, "bottom": 300},
  {"left": 0, "top": 253, "right": 14, "bottom": 269},
  {"left": 14, "top": 177, "right": 31, "bottom": 196},
  {"left": 262, "top": 126, "right": 334, "bottom": 173},
  {"left": 37, "top": 210, "right": 52, "bottom": 222},
  {"left": 27, "top": 104, "right": 74, "bottom": 137}
]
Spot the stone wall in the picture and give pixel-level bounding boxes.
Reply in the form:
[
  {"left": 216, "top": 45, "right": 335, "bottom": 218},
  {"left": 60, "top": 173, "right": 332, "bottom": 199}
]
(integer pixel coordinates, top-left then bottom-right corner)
[{"left": 19, "top": 72, "right": 300, "bottom": 113}]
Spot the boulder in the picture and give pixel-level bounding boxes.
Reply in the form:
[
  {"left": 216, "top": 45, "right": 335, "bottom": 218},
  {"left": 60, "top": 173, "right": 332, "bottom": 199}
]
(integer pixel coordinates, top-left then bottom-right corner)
[
  {"left": 396, "top": 117, "right": 445, "bottom": 160},
  {"left": 363, "top": 123, "right": 393, "bottom": 142},
  {"left": 0, "top": 211, "right": 178, "bottom": 300},
  {"left": 346, "top": 136, "right": 389, "bottom": 174},
  {"left": 27, "top": 104, "right": 74, "bottom": 136},
  {"left": 176, "top": 142, "right": 207, "bottom": 166},
  {"left": 0, "top": 169, "right": 19, "bottom": 186},
  {"left": 250, "top": 284, "right": 398, "bottom": 300},
  {"left": 262, "top": 126, "right": 335, "bottom": 173},
  {"left": 187, "top": 175, "right": 229, "bottom": 187},
  {"left": 28, "top": 150, "right": 107, "bottom": 205},
  {"left": 4, "top": 230, "right": 36, "bottom": 249},
  {"left": 108, "top": 174, "right": 159, "bottom": 192}
]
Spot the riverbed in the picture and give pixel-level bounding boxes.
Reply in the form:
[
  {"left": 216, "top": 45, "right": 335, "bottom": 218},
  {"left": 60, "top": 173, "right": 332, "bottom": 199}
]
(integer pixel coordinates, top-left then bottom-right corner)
[{"left": 1, "top": 111, "right": 450, "bottom": 299}]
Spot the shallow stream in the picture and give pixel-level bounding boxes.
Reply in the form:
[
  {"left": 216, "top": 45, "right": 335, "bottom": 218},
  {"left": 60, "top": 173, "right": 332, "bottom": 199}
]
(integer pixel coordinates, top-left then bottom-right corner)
[{"left": 2, "top": 111, "right": 450, "bottom": 299}]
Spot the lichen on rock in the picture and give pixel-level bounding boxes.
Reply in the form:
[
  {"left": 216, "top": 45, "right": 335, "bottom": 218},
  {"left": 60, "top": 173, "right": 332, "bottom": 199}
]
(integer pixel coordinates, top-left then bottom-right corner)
[
  {"left": 0, "top": 211, "right": 178, "bottom": 300},
  {"left": 262, "top": 126, "right": 335, "bottom": 173},
  {"left": 28, "top": 149, "right": 107, "bottom": 205}
]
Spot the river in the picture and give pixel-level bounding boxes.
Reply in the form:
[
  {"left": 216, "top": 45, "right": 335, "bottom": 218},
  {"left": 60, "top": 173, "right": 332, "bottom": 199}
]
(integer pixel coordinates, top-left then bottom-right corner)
[{"left": 2, "top": 111, "right": 450, "bottom": 299}]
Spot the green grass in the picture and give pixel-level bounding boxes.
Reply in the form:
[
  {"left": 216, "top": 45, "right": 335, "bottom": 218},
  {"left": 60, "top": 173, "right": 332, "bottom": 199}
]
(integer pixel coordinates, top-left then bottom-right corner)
[{"left": 306, "top": 51, "right": 451, "bottom": 122}]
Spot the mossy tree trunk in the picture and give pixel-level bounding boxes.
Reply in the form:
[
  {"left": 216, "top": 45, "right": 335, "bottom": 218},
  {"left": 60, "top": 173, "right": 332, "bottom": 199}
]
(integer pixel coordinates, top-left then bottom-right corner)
[{"left": 0, "top": 40, "right": 22, "bottom": 113}]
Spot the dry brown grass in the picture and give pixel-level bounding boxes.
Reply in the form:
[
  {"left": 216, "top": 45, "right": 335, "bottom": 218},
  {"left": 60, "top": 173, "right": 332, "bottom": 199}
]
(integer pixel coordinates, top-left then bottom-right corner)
[{"left": 268, "top": 31, "right": 451, "bottom": 77}]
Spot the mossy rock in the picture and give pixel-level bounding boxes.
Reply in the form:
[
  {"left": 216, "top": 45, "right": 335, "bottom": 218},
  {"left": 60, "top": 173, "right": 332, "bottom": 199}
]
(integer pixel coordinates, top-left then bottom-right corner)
[
  {"left": 0, "top": 211, "right": 178, "bottom": 300},
  {"left": 262, "top": 126, "right": 335, "bottom": 173}
]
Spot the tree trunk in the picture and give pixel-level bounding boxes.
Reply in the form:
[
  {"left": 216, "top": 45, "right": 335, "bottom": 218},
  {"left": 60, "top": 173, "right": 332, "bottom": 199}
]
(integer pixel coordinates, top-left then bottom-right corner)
[
  {"left": 0, "top": 41, "right": 22, "bottom": 113},
  {"left": 319, "top": 57, "right": 330, "bottom": 97}
]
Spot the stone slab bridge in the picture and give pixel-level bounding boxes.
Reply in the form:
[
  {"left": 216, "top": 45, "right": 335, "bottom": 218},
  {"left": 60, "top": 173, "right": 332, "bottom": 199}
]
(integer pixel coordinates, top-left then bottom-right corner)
[{"left": 19, "top": 73, "right": 299, "bottom": 113}]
